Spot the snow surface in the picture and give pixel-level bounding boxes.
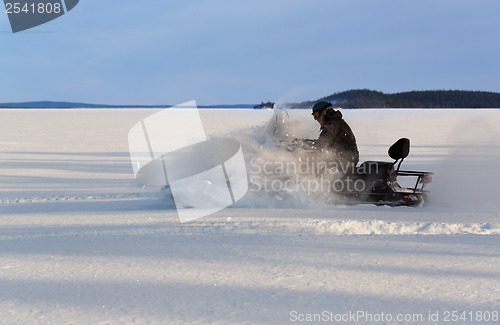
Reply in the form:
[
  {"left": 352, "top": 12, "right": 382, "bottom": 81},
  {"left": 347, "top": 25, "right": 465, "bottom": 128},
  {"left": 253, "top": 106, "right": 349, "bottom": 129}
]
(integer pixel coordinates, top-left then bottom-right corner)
[{"left": 1, "top": 108, "right": 499, "bottom": 324}]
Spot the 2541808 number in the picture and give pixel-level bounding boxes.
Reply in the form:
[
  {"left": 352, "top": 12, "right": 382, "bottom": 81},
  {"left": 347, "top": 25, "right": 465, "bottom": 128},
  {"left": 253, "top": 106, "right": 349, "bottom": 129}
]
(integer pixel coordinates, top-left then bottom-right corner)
[
  {"left": 443, "top": 311, "right": 498, "bottom": 322},
  {"left": 5, "top": 2, "right": 62, "bottom": 14}
]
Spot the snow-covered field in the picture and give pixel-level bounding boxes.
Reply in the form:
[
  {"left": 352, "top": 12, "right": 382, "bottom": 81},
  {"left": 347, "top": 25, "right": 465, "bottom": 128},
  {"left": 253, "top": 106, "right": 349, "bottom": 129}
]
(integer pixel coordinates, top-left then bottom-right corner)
[{"left": 1, "top": 108, "right": 499, "bottom": 324}]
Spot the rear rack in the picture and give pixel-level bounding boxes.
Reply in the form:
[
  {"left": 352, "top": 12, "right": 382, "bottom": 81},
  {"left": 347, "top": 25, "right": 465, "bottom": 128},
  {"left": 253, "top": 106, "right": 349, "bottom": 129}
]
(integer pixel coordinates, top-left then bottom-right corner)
[{"left": 396, "top": 170, "right": 434, "bottom": 192}]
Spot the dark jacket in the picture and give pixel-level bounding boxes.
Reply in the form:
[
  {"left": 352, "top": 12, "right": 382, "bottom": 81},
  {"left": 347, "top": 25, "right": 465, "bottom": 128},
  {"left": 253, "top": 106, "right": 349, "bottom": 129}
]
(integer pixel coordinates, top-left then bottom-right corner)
[{"left": 300, "top": 109, "right": 359, "bottom": 167}]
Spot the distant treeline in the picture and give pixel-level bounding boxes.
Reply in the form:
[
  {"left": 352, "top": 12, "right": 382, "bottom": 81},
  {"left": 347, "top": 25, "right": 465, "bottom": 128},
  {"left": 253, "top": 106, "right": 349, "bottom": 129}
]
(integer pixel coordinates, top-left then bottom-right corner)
[
  {"left": 254, "top": 101, "right": 275, "bottom": 109},
  {"left": 285, "top": 89, "right": 500, "bottom": 109}
]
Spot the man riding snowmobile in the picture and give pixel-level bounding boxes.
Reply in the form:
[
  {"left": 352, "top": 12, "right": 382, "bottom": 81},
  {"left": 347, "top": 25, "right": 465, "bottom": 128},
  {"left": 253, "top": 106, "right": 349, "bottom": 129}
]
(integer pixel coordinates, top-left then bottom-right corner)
[
  {"left": 295, "top": 101, "right": 359, "bottom": 174},
  {"left": 279, "top": 102, "right": 432, "bottom": 206}
]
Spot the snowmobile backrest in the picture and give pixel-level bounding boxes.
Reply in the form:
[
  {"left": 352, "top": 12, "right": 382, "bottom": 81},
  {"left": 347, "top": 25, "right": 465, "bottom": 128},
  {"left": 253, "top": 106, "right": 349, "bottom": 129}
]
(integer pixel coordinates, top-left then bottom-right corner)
[{"left": 388, "top": 138, "right": 410, "bottom": 161}]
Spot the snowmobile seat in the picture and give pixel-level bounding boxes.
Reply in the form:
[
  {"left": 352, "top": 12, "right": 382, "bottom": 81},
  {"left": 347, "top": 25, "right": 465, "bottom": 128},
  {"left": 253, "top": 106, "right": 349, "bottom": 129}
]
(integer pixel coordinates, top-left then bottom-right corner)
[
  {"left": 353, "top": 161, "right": 394, "bottom": 191},
  {"left": 355, "top": 161, "right": 393, "bottom": 178}
]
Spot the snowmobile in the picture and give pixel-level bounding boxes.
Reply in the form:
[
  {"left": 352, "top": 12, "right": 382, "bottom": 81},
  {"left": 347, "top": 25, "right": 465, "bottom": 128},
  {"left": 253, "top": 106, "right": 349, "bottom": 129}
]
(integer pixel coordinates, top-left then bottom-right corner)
[
  {"left": 268, "top": 108, "right": 433, "bottom": 207},
  {"left": 333, "top": 137, "right": 433, "bottom": 207}
]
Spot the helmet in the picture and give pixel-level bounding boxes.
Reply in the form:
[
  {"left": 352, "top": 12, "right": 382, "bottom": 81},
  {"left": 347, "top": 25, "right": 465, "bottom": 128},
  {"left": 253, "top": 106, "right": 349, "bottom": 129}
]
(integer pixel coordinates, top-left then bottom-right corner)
[{"left": 312, "top": 101, "right": 332, "bottom": 119}]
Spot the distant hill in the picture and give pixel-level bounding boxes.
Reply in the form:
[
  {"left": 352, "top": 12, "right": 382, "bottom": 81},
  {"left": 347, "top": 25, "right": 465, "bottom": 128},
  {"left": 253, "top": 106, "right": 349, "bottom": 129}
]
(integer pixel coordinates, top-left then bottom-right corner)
[
  {"left": 0, "top": 101, "right": 255, "bottom": 109},
  {"left": 0, "top": 101, "right": 140, "bottom": 108},
  {"left": 287, "top": 89, "right": 500, "bottom": 109}
]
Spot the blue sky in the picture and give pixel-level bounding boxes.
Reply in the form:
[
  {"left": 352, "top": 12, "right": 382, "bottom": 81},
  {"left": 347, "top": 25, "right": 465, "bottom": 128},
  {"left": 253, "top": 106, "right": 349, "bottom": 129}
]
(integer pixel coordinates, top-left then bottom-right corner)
[{"left": 1, "top": 0, "right": 500, "bottom": 105}]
